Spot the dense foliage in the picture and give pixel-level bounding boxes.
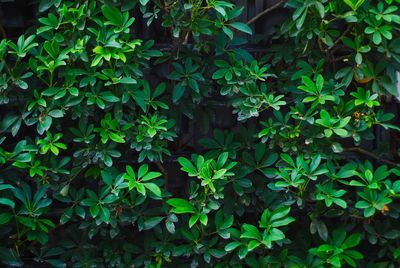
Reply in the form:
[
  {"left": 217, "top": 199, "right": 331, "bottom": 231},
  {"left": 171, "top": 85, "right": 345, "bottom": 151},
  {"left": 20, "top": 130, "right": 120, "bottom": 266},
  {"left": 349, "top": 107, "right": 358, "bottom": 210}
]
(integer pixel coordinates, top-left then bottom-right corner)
[{"left": 1, "top": 0, "right": 400, "bottom": 267}]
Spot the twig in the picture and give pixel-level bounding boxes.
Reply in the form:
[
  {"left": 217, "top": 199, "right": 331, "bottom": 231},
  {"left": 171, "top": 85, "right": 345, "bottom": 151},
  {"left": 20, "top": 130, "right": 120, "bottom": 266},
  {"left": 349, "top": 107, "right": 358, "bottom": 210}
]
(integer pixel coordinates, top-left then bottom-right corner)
[
  {"left": 324, "top": 25, "right": 353, "bottom": 52},
  {"left": 343, "top": 147, "right": 400, "bottom": 167},
  {"left": 247, "top": 0, "right": 286, "bottom": 25},
  {"left": 183, "top": 31, "right": 191, "bottom": 45},
  {"left": 332, "top": 54, "right": 351, "bottom": 62}
]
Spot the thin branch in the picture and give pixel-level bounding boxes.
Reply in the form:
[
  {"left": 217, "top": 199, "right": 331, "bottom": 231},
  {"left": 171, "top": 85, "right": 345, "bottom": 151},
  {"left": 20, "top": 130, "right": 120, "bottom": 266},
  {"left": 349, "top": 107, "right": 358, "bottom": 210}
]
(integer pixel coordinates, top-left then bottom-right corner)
[
  {"left": 343, "top": 147, "right": 400, "bottom": 167},
  {"left": 332, "top": 54, "right": 352, "bottom": 62},
  {"left": 183, "top": 31, "right": 191, "bottom": 45},
  {"left": 247, "top": 0, "right": 286, "bottom": 25},
  {"left": 324, "top": 24, "right": 353, "bottom": 52}
]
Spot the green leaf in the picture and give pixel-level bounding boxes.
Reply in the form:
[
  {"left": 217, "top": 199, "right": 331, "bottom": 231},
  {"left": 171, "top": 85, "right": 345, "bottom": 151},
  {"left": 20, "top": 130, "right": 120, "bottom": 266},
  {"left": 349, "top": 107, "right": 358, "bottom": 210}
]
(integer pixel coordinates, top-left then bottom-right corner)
[
  {"left": 0, "top": 198, "right": 15, "bottom": 209},
  {"left": 153, "top": 83, "right": 167, "bottom": 98},
  {"left": 139, "top": 0, "right": 150, "bottom": 5},
  {"left": 125, "top": 165, "right": 136, "bottom": 180},
  {"left": 138, "top": 164, "right": 149, "bottom": 178},
  {"left": 109, "top": 132, "right": 125, "bottom": 143},
  {"left": 142, "top": 171, "right": 162, "bottom": 181},
  {"left": 343, "top": 233, "right": 361, "bottom": 249},
  {"left": 0, "top": 185, "right": 15, "bottom": 191},
  {"left": 270, "top": 206, "right": 291, "bottom": 222},
  {"left": 99, "top": 207, "right": 110, "bottom": 223},
  {"left": 372, "top": 32, "right": 382, "bottom": 45},
  {"left": 166, "top": 198, "right": 196, "bottom": 214},
  {"left": 217, "top": 152, "right": 229, "bottom": 167},
  {"left": 48, "top": 109, "right": 64, "bottom": 118},
  {"left": 271, "top": 217, "right": 295, "bottom": 228},
  {"left": 0, "top": 213, "right": 13, "bottom": 224},
  {"left": 240, "top": 224, "right": 261, "bottom": 240},
  {"left": 119, "top": 77, "right": 137, "bottom": 84},
  {"left": 143, "top": 183, "right": 162, "bottom": 197},
  {"left": 247, "top": 240, "right": 261, "bottom": 251},
  {"left": 333, "top": 128, "right": 348, "bottom": 137},
  {"left": 334, "top": 199, "right": 348, "bottom": 209},
  {"left": 222, "top": 26, "right": 233, "bottom": 39},
  {"left": 269, "top": 228, "right": 285, "bottom": 241},
  {"left": 173, "top": 83, "right": 185, "bottom": 103},
  {"left": 178, "top": 157, "right": 197, "bottom": 175},
  {"left": 189, "top": 214, "right": 199, "bottom": 228},
  {"left": 225, "top": 241, "right": 241, "bottom": 251},
  {"left": 143, "top": 217, "right": 163, "bottom": 230},
  {"left": 199, "top": 213, "right": 208, "bottom": 225},
  {"left": 147, "top": 128, "right": 157, "bottom": 138},
  {"left": 136, "top": 183, "right": 146, "bottom": 196},
  {"left": 344, "top": 0, "right": 366, "bottom": 11},
  {"left": 300, "top": 76, "right": 317, "bottom": 93},
  {"left": 230, "top": 22, "right": 252, "bottom": 35},
  {"left": 101, "top": 5, "right": 123, "bottom": 26}
]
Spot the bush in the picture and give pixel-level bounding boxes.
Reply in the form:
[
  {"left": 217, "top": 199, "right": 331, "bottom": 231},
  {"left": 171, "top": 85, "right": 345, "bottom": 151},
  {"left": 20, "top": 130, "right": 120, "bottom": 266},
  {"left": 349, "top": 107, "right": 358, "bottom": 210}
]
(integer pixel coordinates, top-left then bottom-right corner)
[{"left": 1, "top": 0, "right": 400, "bottom": 267}]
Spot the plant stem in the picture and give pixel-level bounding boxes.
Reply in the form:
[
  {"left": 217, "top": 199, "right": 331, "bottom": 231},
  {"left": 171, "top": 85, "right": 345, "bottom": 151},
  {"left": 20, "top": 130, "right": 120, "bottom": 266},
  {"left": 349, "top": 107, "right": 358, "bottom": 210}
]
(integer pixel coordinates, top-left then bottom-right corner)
[
  {"left": 50, "top": 71, "right": 54, "bottom": 87},
  {"left": 343, "top": 147, "right": 400, "bottom": 167},
  {"left": 247, "top": 0, "right": 286, "bottom": 25}
]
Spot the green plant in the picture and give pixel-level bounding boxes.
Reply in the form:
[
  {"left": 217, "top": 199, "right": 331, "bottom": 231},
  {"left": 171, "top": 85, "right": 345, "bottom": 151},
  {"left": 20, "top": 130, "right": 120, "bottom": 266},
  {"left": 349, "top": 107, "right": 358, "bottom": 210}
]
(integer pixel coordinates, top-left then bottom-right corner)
[
  {"left": 309, "top": 229, "right": 363, "bottom": 267},
  {"left": 1, "top": 0, "right": 400, "bottom": 267}
]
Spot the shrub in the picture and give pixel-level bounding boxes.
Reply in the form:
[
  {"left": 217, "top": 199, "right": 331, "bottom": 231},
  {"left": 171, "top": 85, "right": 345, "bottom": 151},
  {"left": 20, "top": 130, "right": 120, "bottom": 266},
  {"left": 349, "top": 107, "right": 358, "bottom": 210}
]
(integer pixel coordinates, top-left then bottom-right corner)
[{"left": 1, "top": 0, "right": 400, "bottom": 267}]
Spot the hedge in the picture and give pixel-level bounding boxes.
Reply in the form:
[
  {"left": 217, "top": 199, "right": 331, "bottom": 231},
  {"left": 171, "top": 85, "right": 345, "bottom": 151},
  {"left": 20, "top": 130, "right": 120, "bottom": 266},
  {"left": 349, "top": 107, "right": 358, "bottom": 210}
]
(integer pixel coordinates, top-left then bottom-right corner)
[{"left": 1, "top": 0, "right": 400, "bottom": 267}]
